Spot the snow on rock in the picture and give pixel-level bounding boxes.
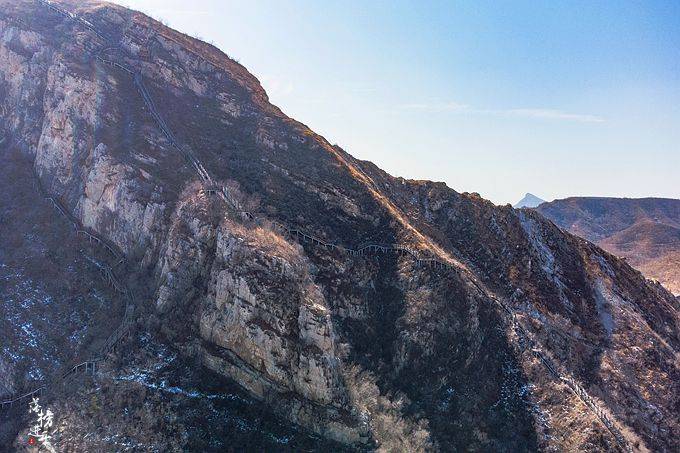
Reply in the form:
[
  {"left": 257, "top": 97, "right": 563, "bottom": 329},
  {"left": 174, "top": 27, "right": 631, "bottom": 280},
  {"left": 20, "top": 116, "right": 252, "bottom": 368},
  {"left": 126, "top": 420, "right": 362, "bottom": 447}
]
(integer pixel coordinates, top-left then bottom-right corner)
[{"left": 518, "top": 211, "right": 572, "bottom": 310}]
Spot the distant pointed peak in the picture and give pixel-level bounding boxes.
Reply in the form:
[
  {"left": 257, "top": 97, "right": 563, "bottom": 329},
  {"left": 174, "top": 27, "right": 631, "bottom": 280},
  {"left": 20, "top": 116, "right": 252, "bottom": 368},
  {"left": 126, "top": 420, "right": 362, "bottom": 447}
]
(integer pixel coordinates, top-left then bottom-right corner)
[{"left": 514, "top": 193, "right": 545, "bottom": 208}]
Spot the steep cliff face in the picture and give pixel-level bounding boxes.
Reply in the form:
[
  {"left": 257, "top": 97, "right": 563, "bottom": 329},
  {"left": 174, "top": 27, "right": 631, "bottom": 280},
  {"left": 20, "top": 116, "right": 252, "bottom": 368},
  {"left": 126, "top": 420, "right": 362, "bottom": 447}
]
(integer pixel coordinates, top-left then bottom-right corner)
[{"left": 1, "top": 1, "right": 678, "bottom": 451}]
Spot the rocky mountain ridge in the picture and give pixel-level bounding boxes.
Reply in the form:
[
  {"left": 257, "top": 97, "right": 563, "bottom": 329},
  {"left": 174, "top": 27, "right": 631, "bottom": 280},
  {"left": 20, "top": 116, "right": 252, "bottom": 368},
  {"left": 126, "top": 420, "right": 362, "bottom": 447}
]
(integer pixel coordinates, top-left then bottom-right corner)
[{"left": 1, "top": 1, "right": 678, "bottom": 451}]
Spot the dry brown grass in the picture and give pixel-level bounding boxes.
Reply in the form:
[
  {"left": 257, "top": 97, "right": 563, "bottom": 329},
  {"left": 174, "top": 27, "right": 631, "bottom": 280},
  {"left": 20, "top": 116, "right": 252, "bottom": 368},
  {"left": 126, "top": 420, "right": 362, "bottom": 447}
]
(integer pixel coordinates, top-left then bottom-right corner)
[{"left": 225, "top": 218, "right": 304, "bottom": 266}]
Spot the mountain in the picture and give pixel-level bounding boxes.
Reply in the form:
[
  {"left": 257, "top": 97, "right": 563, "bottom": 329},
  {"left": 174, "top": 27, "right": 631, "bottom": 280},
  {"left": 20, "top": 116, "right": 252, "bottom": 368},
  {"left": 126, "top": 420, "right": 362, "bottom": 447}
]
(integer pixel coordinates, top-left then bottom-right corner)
[
  {"left": 537, "top": 197, "right": 680, "bottom": 295},
  {"left": 1, "top": 1, "right": 679, "bottom": 451},
  {"left": 514, "top": 193, "right": 545, "bottom": 208}
]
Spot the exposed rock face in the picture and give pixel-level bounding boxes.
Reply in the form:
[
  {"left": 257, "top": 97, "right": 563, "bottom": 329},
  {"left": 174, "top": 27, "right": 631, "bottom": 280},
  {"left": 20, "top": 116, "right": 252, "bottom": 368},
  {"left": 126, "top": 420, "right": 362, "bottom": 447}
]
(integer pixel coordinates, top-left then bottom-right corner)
[
  {"left": 537, "top": 197, "right": 680, "bottom": 295},
  {"left": 198, "top": 220, "right": 363, "bottom": 443},
  {"left": 1, "top": 1, "right": 678, "bottom": 451}
]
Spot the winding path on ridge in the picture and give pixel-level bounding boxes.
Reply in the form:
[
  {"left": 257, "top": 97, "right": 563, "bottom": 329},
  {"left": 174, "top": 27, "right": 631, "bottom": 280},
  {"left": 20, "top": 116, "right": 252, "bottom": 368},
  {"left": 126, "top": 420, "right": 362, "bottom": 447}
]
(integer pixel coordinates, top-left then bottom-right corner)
[{"left": 0, "top": 169, "right": 136, "bottom": 411}]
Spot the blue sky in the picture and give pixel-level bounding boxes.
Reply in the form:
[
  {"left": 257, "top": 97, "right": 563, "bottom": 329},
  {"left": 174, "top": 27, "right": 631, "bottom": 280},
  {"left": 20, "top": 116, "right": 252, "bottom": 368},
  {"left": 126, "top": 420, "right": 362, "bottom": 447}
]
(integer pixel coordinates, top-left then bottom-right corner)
[{"left": 117, "top": 0, "right": 679, "bottom": 205}]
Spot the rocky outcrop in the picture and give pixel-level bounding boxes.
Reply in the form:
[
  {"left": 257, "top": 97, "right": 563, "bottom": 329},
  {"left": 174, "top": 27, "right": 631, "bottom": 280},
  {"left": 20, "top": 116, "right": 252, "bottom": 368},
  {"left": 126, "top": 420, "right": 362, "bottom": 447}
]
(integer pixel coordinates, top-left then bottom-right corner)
[
  {"left": 154, "top": 184, "right": 215, "bottom": 310},
  {"left": 154, "top": 193, "right": 366, "bottom": 442}
]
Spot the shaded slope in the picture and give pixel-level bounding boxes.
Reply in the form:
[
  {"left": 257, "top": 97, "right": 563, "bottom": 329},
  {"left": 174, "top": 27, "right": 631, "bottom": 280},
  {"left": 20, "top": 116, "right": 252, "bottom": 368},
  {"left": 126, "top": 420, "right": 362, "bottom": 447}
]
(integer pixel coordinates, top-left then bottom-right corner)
[{"left": 0, "top": 147, "right": 125, "bottom": 444}]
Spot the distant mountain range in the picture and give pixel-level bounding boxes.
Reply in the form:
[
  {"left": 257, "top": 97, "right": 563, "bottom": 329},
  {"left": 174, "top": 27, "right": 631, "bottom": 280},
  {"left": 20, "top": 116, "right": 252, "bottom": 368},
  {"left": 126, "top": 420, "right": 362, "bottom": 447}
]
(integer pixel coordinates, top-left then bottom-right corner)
[
  {"left": 514, "top": 193, "right": 545, "bottom": 208},
  {"left": 537, "top": 197, "right": 680, "bottom": 294}
]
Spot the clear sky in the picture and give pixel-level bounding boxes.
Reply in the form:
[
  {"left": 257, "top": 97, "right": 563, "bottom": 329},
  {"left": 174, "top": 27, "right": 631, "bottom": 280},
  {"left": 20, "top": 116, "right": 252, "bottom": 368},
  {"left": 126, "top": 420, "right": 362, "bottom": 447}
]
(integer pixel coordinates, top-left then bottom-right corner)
[{"left": 116, "top": 0, "right": 679, "bottom": 205}]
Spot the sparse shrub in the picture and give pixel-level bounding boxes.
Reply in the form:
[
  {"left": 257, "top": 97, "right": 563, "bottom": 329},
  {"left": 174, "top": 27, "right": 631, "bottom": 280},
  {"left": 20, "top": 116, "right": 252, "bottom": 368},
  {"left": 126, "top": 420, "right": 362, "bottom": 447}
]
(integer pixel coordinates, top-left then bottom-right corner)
[{"left": 344, "top": 365, "right": 433, "bottom": 452}]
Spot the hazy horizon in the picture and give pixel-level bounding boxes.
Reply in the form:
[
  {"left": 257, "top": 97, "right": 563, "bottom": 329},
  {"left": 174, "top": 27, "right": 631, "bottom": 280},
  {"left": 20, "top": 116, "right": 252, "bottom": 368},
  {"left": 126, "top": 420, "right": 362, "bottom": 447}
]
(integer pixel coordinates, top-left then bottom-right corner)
[{"left": 116, "top": 0, "right": 680, "bottom": 205}]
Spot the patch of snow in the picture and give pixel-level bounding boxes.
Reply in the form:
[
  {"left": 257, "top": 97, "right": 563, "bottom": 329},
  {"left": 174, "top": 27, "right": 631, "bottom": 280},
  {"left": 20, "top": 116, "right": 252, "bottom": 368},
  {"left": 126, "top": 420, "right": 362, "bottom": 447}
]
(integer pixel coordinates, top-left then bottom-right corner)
[
  {"left": 91, "top": 292, "right": 107, "bottom": 307},
  {"left": 20, "top": 321, "right": 39, "bottom": 348},
  {"left": 488, "top": 215, "right": 506, "bottom": 238},
  {"left": 438, "top": 387, "right": 455, "bottom": 411},
  {"left": 113, "top": 371, "right": 243, "bottom": 402},
  {"left": 592, "top": 279, "right": 616, "bottom": 337},
  {"left": 27, "top": 368, "right": 44, "bottom": 380},
  {"left": 3, "top": 347, "right": 22, "bottom": 362},
  {"left": 271, "top": 434, "right": 292, "bottom": 444},
  {"left": 593, "top": 253, "right": 615, "bottom": 278},
  {"left": 518, "top": 212, "right": 572, "bottom": 310}
]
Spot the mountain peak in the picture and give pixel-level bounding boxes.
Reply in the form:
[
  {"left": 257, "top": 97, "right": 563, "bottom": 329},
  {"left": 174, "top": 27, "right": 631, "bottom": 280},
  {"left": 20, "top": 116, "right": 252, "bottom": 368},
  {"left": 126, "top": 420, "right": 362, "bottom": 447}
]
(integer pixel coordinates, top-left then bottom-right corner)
[{"left": 514, "top": 192, "right": 545, "bottom": 208}]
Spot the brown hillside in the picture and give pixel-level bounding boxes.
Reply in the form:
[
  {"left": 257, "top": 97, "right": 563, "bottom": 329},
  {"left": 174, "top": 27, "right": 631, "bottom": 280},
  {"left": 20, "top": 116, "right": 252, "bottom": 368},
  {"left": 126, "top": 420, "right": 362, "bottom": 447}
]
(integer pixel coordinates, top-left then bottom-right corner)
[{"left": 538, "top": 198, "right": 680, "bottom": 295}]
